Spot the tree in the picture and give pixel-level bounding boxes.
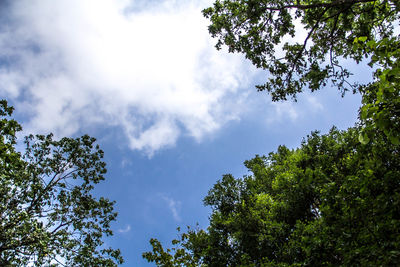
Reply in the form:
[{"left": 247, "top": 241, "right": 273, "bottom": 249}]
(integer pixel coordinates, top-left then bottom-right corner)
[
  {"left": 0, "top": 100, "right": 123, "bottom": 266},
  {"left": 203, "top": 0, "right": 400, "bottom": 144},
  {"left": 144, "top": 127, "right": 400, "bottom": 266},
  {"left": 202, "top": 0, "right": 399, "bottom": 101}
]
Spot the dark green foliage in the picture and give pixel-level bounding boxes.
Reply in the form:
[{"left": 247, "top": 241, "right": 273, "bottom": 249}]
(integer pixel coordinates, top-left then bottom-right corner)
[
  {"left": 144, "top": 127, "right": 400, "bottom": 266},
  {"left": 354, "top": 36, "right": 400, "bottom": 145},
  {"left": 0, "top": 100, "right": 123, "bottom": 266}
]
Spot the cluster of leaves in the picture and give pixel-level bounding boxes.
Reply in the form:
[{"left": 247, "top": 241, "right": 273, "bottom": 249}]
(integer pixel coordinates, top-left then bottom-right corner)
[
  {"left": 144, "top": 127, "right": 400, "bottom": 266},
  {"left": 353, "top": 36, "right": 400, "bottom": 145},
  {"left": 0, "top": 100, "right": 123, "bottom": 266},
  {"left": 203, "top": 0, "right": 399, "bottom": 101}
]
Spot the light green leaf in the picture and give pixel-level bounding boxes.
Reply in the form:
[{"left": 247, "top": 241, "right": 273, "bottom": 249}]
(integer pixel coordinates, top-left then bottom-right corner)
[{"left": 359, "top": 132, "right": 370, "bottom": 144}]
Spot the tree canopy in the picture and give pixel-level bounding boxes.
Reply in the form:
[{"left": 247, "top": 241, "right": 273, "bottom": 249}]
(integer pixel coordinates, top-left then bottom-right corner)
[
  {"left": 144, "top": 1, "right": 400, "bottom": 266},
  {"left": 0, "top": 100, "right": 123, "bottom": 266},
  {"left": 202, "top": 0, "right": 400, "bottom": 144},
  {"left": 144, "top": 127, "right": 400, "bottom": 266},
  {"left": 202, "top": 0, "right": 399, "bottom": 101}
]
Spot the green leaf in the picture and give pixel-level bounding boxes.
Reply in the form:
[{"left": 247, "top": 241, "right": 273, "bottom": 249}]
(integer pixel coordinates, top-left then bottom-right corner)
[
  {"left": 358, "top": 36, "right": 368, "bottom": 42},
  {"left": 359, "top": 132, "right": 370, "bottom": 144},
  {"left": 389, "top": 135, "right": 400, "bottom": 145}
]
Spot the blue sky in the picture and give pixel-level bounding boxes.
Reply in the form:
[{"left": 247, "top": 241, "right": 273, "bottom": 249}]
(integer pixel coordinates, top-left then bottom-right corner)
[{"left": 0, "top": 0, "right": 368, "bottom": 266}]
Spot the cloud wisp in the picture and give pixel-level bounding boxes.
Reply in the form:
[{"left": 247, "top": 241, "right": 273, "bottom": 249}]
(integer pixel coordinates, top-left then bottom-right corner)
[
  {"left": 161, "top": 195, "right": 181, "bottom": 222},
  {"left": 0, "top": 0, "right": 256, "bottom": 155},
  {"left": 117, "top": 224, "right": 131, "bottom": 234}
]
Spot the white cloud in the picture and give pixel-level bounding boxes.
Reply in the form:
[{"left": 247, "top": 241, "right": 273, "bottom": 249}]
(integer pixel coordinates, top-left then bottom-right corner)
[
  {"left": 306, "top": 95, "right": 324, "bottom": 111},
  {"left": 161, "top": 195, "right": 181, "bottom": 222},
  {"left": 0, "top": 0, "right": 256, "bottom": 155},
  {"left": 264, "top": 92, "right": 325, "bottom": 124},
  {"left": 267, "top": 101, "right": 299, "bottom": 124},
  {"left": 117, "top": 224, "right": 131, "bottom": 234}
]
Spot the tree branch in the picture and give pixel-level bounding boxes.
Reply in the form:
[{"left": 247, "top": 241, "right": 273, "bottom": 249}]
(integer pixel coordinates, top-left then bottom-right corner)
[{"left": 264, "top": 0, "right": 377, "bottom": 11}]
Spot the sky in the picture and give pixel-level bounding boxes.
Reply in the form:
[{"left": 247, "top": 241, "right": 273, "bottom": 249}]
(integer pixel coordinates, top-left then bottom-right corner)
[{"left": 0, "top": 0, "right": 368, "bottom": 266}]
